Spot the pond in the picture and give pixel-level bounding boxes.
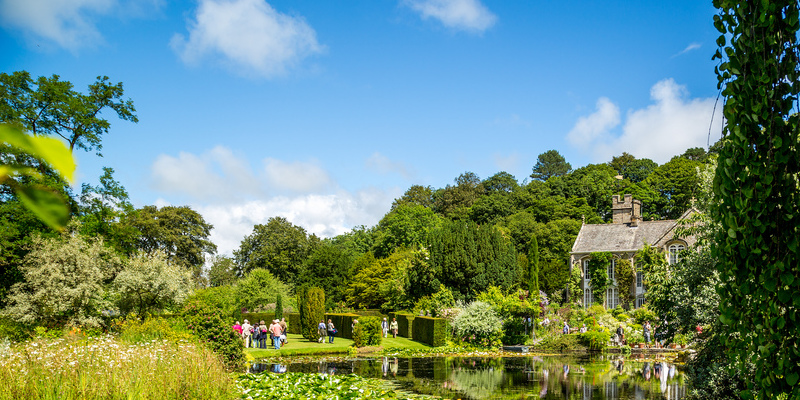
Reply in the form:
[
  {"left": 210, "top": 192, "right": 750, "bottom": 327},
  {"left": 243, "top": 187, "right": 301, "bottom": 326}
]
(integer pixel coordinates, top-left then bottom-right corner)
[{"left": 251, "top": 354, "right": 687, "bottom": 399}]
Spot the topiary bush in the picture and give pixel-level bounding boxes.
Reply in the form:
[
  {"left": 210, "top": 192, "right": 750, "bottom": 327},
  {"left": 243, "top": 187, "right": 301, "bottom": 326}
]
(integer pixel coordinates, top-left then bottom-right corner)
[
  {"left": 299, "top": 287, "right": 325, "bottom": 341},
  {"left": 352, "top": 316, "right": 382, "bottom": 347},
  {"left": 181, "top": 300, "right": 244, "bottom": 370}
]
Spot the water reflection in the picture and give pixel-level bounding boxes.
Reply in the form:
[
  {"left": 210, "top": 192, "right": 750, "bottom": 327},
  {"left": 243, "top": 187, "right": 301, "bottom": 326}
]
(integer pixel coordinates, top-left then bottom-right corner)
[{"left": 251, "top": 355, "right": 686, "bottom": 400}]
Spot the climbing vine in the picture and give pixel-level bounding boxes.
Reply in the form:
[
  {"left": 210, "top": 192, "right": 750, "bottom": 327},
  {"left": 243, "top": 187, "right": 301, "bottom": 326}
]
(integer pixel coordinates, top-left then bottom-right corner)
[
  {"left": 713, "top": 1, "right": 800, "bottom": 398},
  {"left": 614, "top": 258, "right": 634, "bottom": 308},
  {"left": 587, "top": 252, "right": 612, "bottom": 305}
]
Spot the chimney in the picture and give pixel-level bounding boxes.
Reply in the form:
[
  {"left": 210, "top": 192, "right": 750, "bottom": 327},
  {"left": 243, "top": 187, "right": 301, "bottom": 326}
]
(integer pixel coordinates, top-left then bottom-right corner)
[{"left": 612, "top": 194, "right": 641, "bottom": 225}]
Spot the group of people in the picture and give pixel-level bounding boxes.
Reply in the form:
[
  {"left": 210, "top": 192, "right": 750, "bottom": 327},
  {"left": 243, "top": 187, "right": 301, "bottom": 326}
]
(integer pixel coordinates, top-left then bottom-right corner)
[
  {"left": 233, "top": 318, "right": 288, "bottom": 350},
  {"left": 381, "top": 317, "right": 399, "bottom": 338}
]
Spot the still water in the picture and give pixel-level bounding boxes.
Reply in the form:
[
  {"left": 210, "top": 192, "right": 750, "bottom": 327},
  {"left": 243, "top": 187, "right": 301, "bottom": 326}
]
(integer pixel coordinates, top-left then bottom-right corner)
[{"left": 252, "top": 355, "right": 686, "bottom": 400}]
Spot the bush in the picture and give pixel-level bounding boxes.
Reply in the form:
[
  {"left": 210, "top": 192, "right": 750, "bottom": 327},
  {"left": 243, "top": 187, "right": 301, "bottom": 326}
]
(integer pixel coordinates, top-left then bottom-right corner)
[
  {"left": 181, "top": 300, "right": 244, "bottom": 370},
  {"left": 535, "top": 333, "right": 586, "bottom": 353},
  {"left": 113, "top": 315, "right": 193, "bottom": 344},
  {"left": 582, "top": 316, "right": 598, "bottom": 330},
  {"left": 501, "top": 316, "right": 527, "bottom": 345},
  {"left": 615, "top": 313, "right": 630, "bottom": 322},
  {"left": 299, "top": 287, "right": 325, "bottom": 341},
  {"left": 587, "top": 304, "right": 606, "bottom": 316},
  {"left": 453, "top": 301, "right": 503, "bottom": 348},
  {"left": 630, "top": 306, "right": 657, "bottom": 325},
  {"left": 579, "top": 329, "right": 611, "bottom": 351},
  {"left": 413, "top": 316, "right": 449, "bottom": 347},
  {"left": 0, "top": 316, "right": 30, "bottom": 342},
  {"left": 352, "top": 316, "right": 382, "bottom": 347}
]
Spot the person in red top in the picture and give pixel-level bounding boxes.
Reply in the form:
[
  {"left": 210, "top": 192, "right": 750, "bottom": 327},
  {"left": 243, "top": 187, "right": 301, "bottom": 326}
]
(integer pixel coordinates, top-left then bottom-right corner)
[
  {"left": 233, "top": 321, "right": 242, "bottom": 336},
  {"left": 269, "top": 320, "right": 283, "bottom": 350}
]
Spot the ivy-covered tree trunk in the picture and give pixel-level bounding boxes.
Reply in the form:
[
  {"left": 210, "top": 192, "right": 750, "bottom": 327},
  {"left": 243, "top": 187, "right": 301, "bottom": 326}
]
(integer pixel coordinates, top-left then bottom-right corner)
[{"left": 713, "top": 1, "right": 800, "bottom": 398}]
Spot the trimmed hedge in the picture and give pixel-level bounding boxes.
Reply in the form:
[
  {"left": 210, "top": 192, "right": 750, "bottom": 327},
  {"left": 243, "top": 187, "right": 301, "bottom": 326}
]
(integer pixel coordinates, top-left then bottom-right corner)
[
  {"left": 240, "top": 312, "right": 301, "bottom": 334},
  {"left": 388, "top": 312, "right": 415, "bottom": 339},
  {"left": 325, "top": 313, "right": 359, "bottom": 339},
  {"left": 412, "top": 316, "right": 448, "bottom": 347}
]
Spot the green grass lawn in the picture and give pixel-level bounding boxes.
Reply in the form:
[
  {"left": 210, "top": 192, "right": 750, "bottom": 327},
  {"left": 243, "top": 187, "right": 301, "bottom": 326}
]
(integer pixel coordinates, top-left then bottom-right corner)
[{"left": 245, "top": 333, "right": 431, "bottom": 358}]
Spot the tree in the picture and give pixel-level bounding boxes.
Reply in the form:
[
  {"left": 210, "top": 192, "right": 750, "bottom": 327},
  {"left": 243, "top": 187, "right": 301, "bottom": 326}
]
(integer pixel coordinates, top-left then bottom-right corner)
[
  {"left": 235, "top": 268, "right": 292, "bottom": 313},
  {"left": 427, "top": 220, "right": 518, "bottom": 301},
  {"left": 296, "top": 243, "right": 353, "bottom": 307},
  {"left": 114, "top": 251, "right": 192, "bottom": 317},
  {"left": 390, "top": 185, "right": 434, "bottom": 210},
  {"left": 432, "top": 171, "right": 484, "bottom": 220},
  {"left": 644, "top": 156, "right": 701, "bottom": 219},
  {"left": 372, "top": 203, "right": 442, "bottom": 258},
  {"left": 78, "top": 167, "right": 138, "bottom": 254},
  {"left": 208, "top": 254, "right": 237, "bottom": 287},
  {"left": 482, "top": 171, "right": 519, "bottom": 193},
  {"left": 527, "top": 236, "right": 539, "bottom": 302},
  {"left": 0, "top": 71, "right": 137, "bottom": 155},
  {"left": 234, "top": 217, "right": 317, "bottom": 285},
  {"left": 125, "top": 205, "right": 216, "bottom": 281},
  {"left": 346, "top": 252, "right": 387, "bottom": 309},
  {"left": 712, "top": 1, "right": 800, "bottom": 398},
  {"left": 530, "top": 150, "right": 571, "bottom": 181},
  {"left": 3, "top": 230, "right": 121, "bottom": 328},
  {"left": 275, "top": 293, "right": 284, "bottom": 320},
  {"left": 298, "top": 287, "right": 325, "bottom": 341}
]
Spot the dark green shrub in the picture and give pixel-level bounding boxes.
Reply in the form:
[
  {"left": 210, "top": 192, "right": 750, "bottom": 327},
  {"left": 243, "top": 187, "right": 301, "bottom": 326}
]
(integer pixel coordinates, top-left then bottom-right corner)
[
  {"left": 286, "top": 312, "right": 301, "bottom": 334},
  {"left": 630, "top": 306, "right": 657, "bottom": 325},
  {"left": 181, "top": 300, "right": 244, "bottom": 370},
  {"left": 535, "top": 333, "right": 587, "bottom": 353},
  {"left": 352, "top": 316, "right": 382, "bottom": 347},
  {"left": 500, "top": 316, "right": 526, "bottom": 345},
  {"left": 413, "top": 316, "right": 449, "bottom": 347},
  {"left": 0, "top": 316, "right": 30, "bottom": 342},
  {"left": 325, "top": 313, "right": 359, "bottom": 339},
  {"left": 299, "top": 287, "right": 325, "bottom": 340}
]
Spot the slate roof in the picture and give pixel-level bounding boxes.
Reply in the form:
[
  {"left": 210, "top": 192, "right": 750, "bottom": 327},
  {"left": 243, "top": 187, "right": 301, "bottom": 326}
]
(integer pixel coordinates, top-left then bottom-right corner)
[{"left": 571, "top": 220, "right": 681, "bottom": 255}]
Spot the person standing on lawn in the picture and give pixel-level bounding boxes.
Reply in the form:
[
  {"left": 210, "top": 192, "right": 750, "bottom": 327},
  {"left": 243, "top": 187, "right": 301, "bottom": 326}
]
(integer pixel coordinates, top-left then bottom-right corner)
[
  {"left": 318, "top": 320, "right": 327, "bottom": 343},
  {"left": 390, "top": 317, "right": 399, "bottom": 338},
  {"left": 327, "top": 319, "right": 336, "bottom": 343},
  {"left": 269, "top": 319, "right": 282, "bottom": 350},
  {"left": 241, "top": 319, "right": 252, "bottom": 348},
  {"left": 258, "top": 320, "right": 268, "bottom": 349},
  {"left": 381, "top": 318, "right": 389, "bottom": 338},
  {"left": 279, "top": 318, "right": 288, "bottom": 346}
]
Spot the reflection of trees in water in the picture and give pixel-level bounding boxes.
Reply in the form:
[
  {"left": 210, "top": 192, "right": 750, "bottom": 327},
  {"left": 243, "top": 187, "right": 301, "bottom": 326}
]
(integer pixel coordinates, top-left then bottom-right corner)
[{"left": 449, "top": 367, "right": 505, "bottom": 399}]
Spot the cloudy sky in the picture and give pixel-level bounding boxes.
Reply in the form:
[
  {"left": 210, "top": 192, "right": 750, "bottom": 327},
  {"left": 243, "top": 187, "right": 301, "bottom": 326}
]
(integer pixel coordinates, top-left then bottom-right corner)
[{"left": 1, "top": 0, "right": 723, "bottom": 255}]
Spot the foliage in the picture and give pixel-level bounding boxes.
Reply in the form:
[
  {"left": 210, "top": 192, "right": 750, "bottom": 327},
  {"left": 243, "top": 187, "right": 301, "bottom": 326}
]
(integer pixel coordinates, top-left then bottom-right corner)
[
  {"left": 527, "top": 235, "right": 539, "bottom": 303},
  {"left": 3, "top": 231, "right": 121, "bottom": 328},
  {"left": 568, "top": 262, "right": 582, "bottom": 304},
  {"left": 412, "top": 284, "right": 454, "bottom": 317},
  {"left": 0, "top": 336, "right": 234, "bottom": 399},
  {"left": 586, "top": 252, "right": 612, "bottom": 305},
  {"left": 432, "top": 171, "right": 485, "bottom": 220},
  {"left": 113, "top": 315, "right": 194, "bottom": 344},
  {"left": 534, "top": 333, "right": 586, "bottom": 353},
  {"left": 579, "top": 329, "right": 611, "bottom": 351},
  {"left": 372, "top": 203, "right": 442, "bottom": 258},
  {"left": 114, "top": 251, "right": 192, "bottom": 316},
  {"left": 297, "top": 243, "right": 354, "bottom": 307},
  {"left": 452, "top": 301, "right": 503, "bottom": 348},
  {"left": 180, "top": 299, "right": 244, "bottom": 370},
  {"left": 644, "top": 156, "right": 702, "bottom": 219},
  {"left": 614, "top": 258, "right": 634, "bottom": 307},
  {"left": 236, "top": 372, "right": 431, "bottom": 400},
  {"left": 77, "top": 167, "right": 138, "bottom": 255},
  {"left": 275, "top": 293, "right": 284, "bottom": 320},
  {"left": 208, "top": 254, "right": 237, "bottom": 287},
  {"left": 352, "top": 316, "right": 382, "bottom": 347},
  {"left": 346, "top": 252, "right": 384, "bottom": 308},
  {"left": 412, "top": 316, "right": 449, "bottom": 347},
  {"left": 629, "top": 306, "right": 656, "bottom": 326},
  {"left": 427, "top": 220, "right": 517, "bottom": 301},
  {"left": 530, "top": 149, "right": 571, "bottom": 181},
  {"left": 298, "top": 287, "right": 325, "bottom": 341},
  {"left": 0, "top": 124, "right": 75, "bottom": 231},
  {"left": 0, "top": 316, "right": 30, "bottom": 342},
  {"left": 712, "top": 1, "right": 800, "bottom": 397},
  {"left": 234, "top": 217, "right": 318, "bottom": 285},
  {"left": 186, "top": 285, "right": 238, "bottom": 318},
  {"left": 235, "top": 268, "right": 292, "bottom": 313}
]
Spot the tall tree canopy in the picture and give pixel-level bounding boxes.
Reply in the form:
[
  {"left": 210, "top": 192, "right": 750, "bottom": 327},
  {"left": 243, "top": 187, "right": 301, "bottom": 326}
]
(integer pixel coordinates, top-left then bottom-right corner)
[
  {"left": 0, "top": 71, "right": 137, "bottom": 155},
  {"left": 234, "top": 216, "right": 318, "bottom": 285},
  {"left": 530, "top": 150, "right": 572, "bottom": 181}
]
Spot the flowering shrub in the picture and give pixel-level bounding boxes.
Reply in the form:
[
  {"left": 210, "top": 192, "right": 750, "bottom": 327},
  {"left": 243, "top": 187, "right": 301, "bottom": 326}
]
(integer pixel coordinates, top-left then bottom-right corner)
[
  {"left": 580, "top": 329, "right": 611, "bottom": 351},
  {"left": 453, "top": 301, "right": 503, "bottom": 349}
]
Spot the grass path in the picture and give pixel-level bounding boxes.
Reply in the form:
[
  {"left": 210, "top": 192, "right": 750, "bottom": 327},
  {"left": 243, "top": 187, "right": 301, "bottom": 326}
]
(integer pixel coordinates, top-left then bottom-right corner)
[{"left": 245, "top": 333, "right": 430, "bottom": 358}]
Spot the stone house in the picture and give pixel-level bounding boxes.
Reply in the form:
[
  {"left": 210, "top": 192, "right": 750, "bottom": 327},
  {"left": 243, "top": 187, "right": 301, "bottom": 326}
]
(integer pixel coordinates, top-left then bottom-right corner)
[{"left": 569, "top": 194, "right": 696, "bottom": 309}]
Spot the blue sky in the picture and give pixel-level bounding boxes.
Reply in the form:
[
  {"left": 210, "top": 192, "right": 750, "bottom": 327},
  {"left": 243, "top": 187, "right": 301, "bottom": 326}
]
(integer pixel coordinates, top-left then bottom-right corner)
[{"left": 1, "top": 0, "right": 723, "bottom": 255}]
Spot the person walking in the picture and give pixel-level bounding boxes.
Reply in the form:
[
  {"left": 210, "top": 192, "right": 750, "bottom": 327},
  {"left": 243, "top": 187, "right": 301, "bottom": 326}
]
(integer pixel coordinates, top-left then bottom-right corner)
[
  {"left": 318, "top": 320, "right": 327, "bottom": 343},
  {"left": 381, "top": 318, "right": 389, "bottom": 338},
  {"left": 269, "top": 319, "right": 282, "bottom": 350},
  {"left": 327, "top": 319, "right": 336, "bottom": 343},
  {"left": 616, "top": 325, "right": 625, "bottom": 345},
  {"left": 644, "top": 321, "right": 651, "bottom": 346},
  {"left": 242, "top": 319, "right": 252, "bottom": 348},
  {"left": 389, "top": 317, "right": 399, "bottom": 338},
  {"left": 562, "top": 321, "right": 570, "bottom": 334},
  {"left": 258, "top": 320, "right": 268, "bottom": 349},
  {"left": 279, "top": 318, "right": 288, "bottom": 346}
]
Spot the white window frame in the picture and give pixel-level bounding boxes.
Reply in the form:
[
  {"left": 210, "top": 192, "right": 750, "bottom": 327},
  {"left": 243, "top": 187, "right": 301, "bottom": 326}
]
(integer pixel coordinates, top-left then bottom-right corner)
[
  {"left": 636, "top": 271, "right": 643, "bottom": 288},
  {"left": 668, "top": 243, "right": 685, "bottom": 265},
  {"left": 606, "top": 287, "right": 619, "bottom": 309},
  {"left": 607, "top": 259, "right": 615, "bottom": 281},
  {"left": 636, "top": 294, "right": 645, "bottom": 308}
]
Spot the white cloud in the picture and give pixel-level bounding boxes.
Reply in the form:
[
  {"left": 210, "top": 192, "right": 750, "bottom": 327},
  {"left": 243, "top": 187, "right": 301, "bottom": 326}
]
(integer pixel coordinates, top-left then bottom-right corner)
[
  {"left": 171, "top": 0, "right": 324, "bottom": 78},
  {"left": 263, "top": 158, "right": 332, "bottom": 193},
  {"left": 403, "top": 0, "right": 497, "bottom": 33},
  {"left": 148, "top": 148, "right": 400, "bottom": 255},
  {"left": 492, "top": 152, "right": 520, "bottom": 172},
  {"left": 366, "top": 152, "right": 414, "bottom": 179},
  {"left": 0, "top": 0, "right": 113, "bottom": 50},
  {"left": 567, "top": 79, "right": 722, "bottom": 164},
  {"left": 674, "top": 42, "right": 702, "bottom": 57}
]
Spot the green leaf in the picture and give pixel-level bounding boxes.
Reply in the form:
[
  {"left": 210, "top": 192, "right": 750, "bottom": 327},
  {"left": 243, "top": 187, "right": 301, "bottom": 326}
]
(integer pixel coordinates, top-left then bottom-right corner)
[
  {"left": 787, "top": 372, "right": 799, "bottom": 386},
  {"left": 15, "top": 184, "right": 70, "bottom": 231},
  {"left": 0, "top": 124, "right": 75, "bottom": 183}
]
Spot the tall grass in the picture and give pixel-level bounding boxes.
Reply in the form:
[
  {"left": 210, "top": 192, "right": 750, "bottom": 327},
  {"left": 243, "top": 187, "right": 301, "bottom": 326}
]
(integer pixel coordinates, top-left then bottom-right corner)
[{"left": 0, "top": 336, "right": 236, "bottom": 400}]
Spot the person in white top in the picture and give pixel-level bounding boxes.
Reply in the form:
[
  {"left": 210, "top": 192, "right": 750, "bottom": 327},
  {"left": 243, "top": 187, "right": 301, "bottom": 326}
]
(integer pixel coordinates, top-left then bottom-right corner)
[{"left": 241, "top": 319, "right": 253, "bottom": 348}]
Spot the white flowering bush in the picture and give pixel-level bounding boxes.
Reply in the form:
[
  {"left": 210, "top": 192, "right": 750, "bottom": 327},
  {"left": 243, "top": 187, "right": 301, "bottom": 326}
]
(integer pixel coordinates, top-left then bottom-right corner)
[
  {"left": 452, "top": 301, "right": 503, "bottom": 348},
  {"left": 114, "top": 251, "right": 192, "bottom": 316}
]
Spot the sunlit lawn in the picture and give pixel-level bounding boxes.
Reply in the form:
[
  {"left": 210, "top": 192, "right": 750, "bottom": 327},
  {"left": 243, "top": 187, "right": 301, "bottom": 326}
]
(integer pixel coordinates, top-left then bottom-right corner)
[{"left": 245, "top": 333, "right": 431, "bottom": 357}]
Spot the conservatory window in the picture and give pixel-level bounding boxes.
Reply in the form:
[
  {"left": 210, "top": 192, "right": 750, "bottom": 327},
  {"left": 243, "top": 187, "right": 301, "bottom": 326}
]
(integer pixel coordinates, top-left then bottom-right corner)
[
  {"left": 636, "top": 294, "right": 646, "bottom": 308},
  {"left": 636, "top": 272, "right": 643, "bottom": 288},
  {"left": 607, "top": 259, "right": 615, "bottom": 281},
  {"left": 606, "top": 287, "right": 618, "bottom": 309}
]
